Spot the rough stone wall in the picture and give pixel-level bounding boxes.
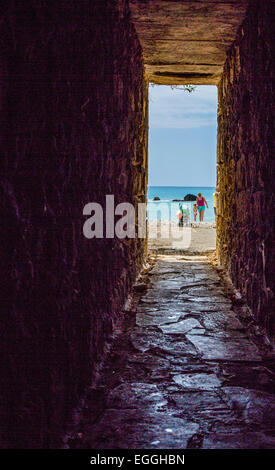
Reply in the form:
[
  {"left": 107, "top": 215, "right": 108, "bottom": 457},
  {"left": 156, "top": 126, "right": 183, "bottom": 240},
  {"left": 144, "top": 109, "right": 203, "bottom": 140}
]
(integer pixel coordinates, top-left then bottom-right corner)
[
  {"left": 217, "top": 0, "right": 275, "bottom": 338},
  {"left": 130, "top": 0, "right": 249, "bottom": 85},
  {"left": 0, "top": 0, "right": 147, "bottom": 448}
]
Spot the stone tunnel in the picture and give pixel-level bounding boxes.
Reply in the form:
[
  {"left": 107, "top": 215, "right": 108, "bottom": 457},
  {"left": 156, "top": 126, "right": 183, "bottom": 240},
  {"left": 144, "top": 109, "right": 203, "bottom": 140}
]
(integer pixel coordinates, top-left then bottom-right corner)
[{"left": 0, "top": 0, "right": 274, "bottom": 448}]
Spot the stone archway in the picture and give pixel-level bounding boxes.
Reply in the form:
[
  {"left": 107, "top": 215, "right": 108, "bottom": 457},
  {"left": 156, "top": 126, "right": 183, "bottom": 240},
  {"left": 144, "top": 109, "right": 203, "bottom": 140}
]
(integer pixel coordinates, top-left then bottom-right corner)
[{"left": 129, "top": 0, "right": 248, "bottom": 85}]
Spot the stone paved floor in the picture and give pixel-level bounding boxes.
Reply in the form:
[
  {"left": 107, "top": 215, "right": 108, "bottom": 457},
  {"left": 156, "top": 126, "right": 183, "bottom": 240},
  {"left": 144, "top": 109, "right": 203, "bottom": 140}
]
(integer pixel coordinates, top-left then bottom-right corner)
[{"left": 68, "top": 254, "right": 275, "bottom": 449}]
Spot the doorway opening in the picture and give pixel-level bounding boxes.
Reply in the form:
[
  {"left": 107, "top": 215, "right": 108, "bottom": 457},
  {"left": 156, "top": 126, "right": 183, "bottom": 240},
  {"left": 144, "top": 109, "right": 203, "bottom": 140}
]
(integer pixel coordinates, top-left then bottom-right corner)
[{"left": 147, "top": 84, "right": 218, "bottom": 253}]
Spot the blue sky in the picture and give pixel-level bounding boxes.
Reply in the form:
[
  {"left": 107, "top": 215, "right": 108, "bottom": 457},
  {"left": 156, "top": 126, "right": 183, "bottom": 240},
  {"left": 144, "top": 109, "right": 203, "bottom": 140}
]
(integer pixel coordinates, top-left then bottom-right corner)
[{"left": 148, "top": 85, "right": 218, "bottom": 187}]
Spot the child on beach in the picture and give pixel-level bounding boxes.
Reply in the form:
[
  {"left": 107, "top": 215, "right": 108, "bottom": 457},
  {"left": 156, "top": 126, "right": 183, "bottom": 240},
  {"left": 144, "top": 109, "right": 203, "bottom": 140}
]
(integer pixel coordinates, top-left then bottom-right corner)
[
  {"left": 177, "top": 209, "right": 183, "bottom": 227},
  {"left": 193, "top": 203, "right": 198, "bottom": 221}
]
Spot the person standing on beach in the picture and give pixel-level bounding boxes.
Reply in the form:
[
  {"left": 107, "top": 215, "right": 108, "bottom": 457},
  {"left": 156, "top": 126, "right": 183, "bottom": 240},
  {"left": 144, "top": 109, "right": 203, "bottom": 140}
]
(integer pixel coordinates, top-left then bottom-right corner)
[
  {"left": 213, "top": 192, "right": 217, "bottom": 223},
  {"left": 196, "top": 192, "right": 208, "bottom": 222},
  {"left": 177, "top": 209, "right": 183, "bottom": 227},
  {"left": 193, "top": 203, "right": 198, "bottom": 222}
]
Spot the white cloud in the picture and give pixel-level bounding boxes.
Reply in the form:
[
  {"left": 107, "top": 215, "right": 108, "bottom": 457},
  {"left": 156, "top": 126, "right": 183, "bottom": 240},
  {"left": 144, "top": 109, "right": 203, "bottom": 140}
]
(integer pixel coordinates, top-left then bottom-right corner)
[{"left": 149, "top": 85, "right": 217, "bottom": 129}]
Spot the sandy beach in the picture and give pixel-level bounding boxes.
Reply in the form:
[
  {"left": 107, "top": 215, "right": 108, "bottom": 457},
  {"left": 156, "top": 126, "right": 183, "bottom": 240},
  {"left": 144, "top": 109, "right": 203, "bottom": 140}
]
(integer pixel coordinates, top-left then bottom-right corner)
[{"left": 148, "top": 220, "right": 216, "bottom": 253}]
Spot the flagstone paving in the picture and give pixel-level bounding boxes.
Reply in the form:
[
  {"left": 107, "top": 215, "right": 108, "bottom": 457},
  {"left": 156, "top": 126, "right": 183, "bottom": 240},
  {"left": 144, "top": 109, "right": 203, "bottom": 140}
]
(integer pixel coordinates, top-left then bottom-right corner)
[{"left": 67, "top": 255, "right": 275, "bottom": 449}]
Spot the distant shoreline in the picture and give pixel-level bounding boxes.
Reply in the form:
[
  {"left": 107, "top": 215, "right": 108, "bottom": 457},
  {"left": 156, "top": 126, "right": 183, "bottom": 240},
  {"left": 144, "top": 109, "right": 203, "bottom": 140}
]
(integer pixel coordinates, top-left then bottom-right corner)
[{"left": 147, "top": 186, "right": 216, "bottom": 223}]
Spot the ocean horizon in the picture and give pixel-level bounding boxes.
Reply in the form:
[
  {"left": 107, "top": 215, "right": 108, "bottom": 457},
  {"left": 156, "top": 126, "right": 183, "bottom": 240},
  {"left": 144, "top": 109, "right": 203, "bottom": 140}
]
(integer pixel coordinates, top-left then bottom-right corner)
[{"left": 147, "top": 186, "right": 216, "bottom": 222}]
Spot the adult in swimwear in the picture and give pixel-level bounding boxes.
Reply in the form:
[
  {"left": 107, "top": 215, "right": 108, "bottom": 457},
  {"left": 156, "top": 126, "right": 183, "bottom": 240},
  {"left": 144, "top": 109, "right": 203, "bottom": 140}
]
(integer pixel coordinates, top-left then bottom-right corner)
[
  {"left": 196, "top": 192, "right": 208, "bottom": 222},
  {"left": 213, "top": 192, "right": 217, "bottom": 223}
]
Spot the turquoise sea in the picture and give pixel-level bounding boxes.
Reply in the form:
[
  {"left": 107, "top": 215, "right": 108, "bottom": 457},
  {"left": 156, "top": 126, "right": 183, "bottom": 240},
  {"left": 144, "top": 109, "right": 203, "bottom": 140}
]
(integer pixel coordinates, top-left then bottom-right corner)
[{"left": 147, "top": 186, "right": 216, "bottom": 222}]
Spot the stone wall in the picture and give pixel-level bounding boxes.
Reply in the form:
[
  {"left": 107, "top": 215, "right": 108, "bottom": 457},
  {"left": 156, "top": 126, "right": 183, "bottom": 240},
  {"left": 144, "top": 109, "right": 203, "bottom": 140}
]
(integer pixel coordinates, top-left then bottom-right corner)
[
  {"left": 217, "top": 0, "right": 274, "bottom": 338},
  {"left": 0, "top": 0, "right": 147, "bottom": 448}
]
